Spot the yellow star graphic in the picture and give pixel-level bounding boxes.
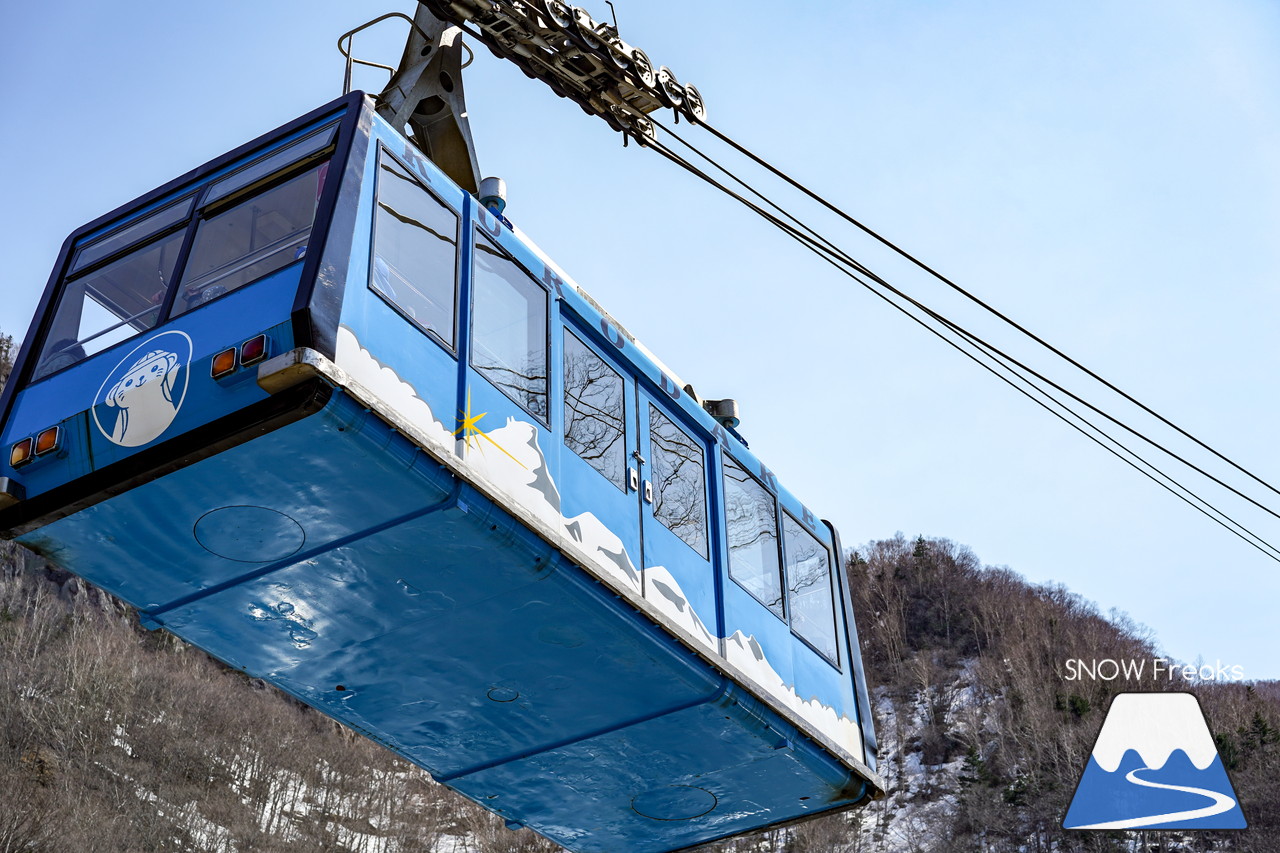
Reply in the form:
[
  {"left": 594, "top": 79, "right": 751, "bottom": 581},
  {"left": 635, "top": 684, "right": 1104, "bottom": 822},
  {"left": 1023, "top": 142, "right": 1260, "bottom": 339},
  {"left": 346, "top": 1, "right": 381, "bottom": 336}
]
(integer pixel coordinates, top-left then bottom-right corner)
[{"left": 453, "top": 387, "right": 527, "bottom": 469}]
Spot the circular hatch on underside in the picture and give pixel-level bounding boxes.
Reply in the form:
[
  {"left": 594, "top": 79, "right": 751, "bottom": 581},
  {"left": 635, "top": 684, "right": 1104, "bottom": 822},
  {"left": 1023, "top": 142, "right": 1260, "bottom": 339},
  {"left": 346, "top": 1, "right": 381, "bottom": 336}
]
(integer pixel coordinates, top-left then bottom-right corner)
[
  {"left": 631, "top": 786, "right": 718, "bottom": 821},
  {"left": 194, "top": 506, "right": 305, "bottom": 563}
]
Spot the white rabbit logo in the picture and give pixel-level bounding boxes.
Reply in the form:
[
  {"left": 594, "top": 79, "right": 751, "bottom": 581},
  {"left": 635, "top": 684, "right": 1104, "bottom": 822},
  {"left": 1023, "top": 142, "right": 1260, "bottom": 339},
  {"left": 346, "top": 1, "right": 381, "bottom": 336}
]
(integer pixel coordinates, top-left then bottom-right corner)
[{"left": 93, "top": 331, "right": 192, "bottom": 448}]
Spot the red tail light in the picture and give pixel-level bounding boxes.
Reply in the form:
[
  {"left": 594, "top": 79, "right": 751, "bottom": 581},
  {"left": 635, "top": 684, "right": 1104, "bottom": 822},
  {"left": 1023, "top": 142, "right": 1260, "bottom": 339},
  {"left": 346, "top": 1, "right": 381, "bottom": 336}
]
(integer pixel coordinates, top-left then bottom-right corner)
[{"left": 240, "top": 334, "right": 269, "bottom": 366}]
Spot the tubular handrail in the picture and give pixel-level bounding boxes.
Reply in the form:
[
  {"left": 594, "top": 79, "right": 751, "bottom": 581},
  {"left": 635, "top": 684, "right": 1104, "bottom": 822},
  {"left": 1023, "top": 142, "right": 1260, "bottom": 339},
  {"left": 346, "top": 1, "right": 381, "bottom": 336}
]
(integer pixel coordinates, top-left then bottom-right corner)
[{"left": 337, "top": 12, "right": 472, "bottom": 95}]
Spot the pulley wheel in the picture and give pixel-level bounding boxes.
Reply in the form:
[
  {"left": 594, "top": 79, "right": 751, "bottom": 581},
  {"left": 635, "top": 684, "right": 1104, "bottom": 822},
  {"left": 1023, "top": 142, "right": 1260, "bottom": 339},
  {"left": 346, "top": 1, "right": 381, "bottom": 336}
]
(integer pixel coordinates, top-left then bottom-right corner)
[
  {"left": 607, "top": 43, "right": 631, "bottom": 70},
  {"left": 681, "top": 84, "right": 707, "bottom": 123},
  {"left": 656, "top": 66, "right": 684, "bottom": 109},
  {"left": 630, "top": 116, "right": 656, "bottom": 147},
  {"left": 540, "top": 0, "right": 573, "bottom": 29},
  {"left": 630, "top": 47, "right": 656, "bottom": 89},
  {"left": 572, "top": 7, "right": 601, "bottom": 48}
]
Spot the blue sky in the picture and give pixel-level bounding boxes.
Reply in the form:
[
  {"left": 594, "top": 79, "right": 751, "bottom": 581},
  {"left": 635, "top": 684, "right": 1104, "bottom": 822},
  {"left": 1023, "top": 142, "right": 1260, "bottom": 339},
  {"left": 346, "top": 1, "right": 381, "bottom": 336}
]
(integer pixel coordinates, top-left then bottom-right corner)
[{"left": 4, "top": 1, "right": 1279, "bottom": 680}]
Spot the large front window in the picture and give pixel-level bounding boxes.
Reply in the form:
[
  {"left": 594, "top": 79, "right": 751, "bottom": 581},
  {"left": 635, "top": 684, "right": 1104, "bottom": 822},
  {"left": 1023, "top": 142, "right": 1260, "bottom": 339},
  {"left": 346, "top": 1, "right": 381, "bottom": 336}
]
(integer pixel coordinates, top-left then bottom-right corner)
[
  {"left": 33, "top": 230, "right": 186, "bottom": 381},
  {"left": 28, "top": 121, "right": 338, "bottom": 384},
  {"left": 172, "top": 165, "right": 325, "bottom": 317}
]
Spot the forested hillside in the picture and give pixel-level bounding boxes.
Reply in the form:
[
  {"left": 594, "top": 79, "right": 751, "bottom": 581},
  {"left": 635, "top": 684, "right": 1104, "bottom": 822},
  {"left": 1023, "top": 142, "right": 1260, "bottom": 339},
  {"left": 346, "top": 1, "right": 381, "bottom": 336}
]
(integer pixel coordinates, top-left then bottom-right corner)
[
  {"left": 1, "top": 333, "right": 1277, "bottom": 851},
  {"left": 840, "top": 535, "right": 1280, "bottom": 852},
  {"left": 1, "top": 537, "right": 565, "bottom": 852}
]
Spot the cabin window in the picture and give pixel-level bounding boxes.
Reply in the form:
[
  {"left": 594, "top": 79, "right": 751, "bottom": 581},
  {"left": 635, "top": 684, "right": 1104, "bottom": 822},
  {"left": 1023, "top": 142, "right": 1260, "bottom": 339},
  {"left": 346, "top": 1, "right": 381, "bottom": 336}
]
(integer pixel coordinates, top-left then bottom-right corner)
[
  {"left": 174, "top": 164, "right": 326, "bottom": 316},
  {"left": 25, "top": 118, "right": 341, "bottom": 386},
  {"left": 563, "top": 330, "right": 626, "bottom": 490},
  {"left": 369, "top": 153, "right": 459, "bottom": 347},
  {"left": 783, "top": 514, "right": 839, "bottom": 665},
  {"left": 723, "top": 456, "right": 784, "bottom": 619},
  {"left": 472, "top": 233, "right": 548, "bottom": 421},
  {"left": 31, "top": 230, "right": 186, "bottom": 380},
  {"left": 70, "top": 196, "right": 195, "bottom": 275},
  {"left": 648, "top": 405, "right": 708, "bottom": 557},
  {"left": 203, "top": 124, "right": 337, "bottom": 208}
]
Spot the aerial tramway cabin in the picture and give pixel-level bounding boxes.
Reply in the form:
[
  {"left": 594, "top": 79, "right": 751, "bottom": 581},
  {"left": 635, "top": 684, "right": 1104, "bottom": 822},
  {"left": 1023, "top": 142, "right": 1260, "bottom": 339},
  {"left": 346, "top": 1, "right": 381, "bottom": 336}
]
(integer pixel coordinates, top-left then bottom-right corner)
[{"left": 0, "top": 91, "right": 882, "bottom": 852}]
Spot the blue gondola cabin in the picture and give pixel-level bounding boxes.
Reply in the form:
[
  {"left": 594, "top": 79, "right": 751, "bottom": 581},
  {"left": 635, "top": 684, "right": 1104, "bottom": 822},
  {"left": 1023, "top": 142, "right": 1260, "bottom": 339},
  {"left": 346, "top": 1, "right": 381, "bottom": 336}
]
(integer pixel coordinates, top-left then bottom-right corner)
[{"left": 0, "top": 93, "right": 884, "bottom": 852}]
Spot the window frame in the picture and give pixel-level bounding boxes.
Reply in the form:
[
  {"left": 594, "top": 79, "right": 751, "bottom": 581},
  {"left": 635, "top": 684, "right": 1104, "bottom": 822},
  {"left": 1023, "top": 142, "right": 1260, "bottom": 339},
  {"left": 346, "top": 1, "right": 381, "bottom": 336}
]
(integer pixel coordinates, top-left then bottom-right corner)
[
  {"left": 721, "top": 452, "right": 787, "bottom": 621},
  {"left": 170, "top": 160, "right": 329, "bottom": 319},
  {"left": 367, "top": 144, "right": 462, "bottom": 355},
  {"left": 561, "top": 325, "right": 629, "bottom": 493},
  {"left": 647, "top": 401, "right": 710, "bottom": 559},
  {"left": 201, "top": 124, "right": 338, "bottom": 212},
  {"left": 68, "top": 195, "right": 197, "bottom": 276},
  {"left": 23, "top": 116, "right": 344, "bottom": 387},
  {"left": 779, "top": 508, "right": 842, "bottom": 670},
  {"left": 469, "top": 227, "right": 551, "bottom": 426}
]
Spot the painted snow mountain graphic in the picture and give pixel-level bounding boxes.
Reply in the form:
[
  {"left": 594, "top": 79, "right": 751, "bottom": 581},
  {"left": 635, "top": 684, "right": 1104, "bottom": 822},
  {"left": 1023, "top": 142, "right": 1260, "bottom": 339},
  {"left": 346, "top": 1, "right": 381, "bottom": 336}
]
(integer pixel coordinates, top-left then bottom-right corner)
[{"left": 1064, "top": 693, "right": 1246, "bottom": 830}]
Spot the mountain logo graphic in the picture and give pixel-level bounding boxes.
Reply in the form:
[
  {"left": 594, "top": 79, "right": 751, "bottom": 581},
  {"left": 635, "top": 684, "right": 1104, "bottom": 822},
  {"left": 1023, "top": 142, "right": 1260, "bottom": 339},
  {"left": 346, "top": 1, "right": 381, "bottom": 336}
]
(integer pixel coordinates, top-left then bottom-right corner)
[{"left": 1064, "top": 692, "right": 1246, "bottom": 830}]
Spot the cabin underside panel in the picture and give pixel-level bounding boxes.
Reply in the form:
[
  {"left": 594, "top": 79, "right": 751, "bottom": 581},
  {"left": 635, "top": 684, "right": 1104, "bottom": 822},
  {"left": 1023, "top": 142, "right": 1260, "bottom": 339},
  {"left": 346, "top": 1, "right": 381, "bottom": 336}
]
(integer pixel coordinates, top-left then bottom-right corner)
[
  {"left": 17, "top": 388, "right": 870, "bottom": 849},
  {"left": 450, "top": 695, "right": 864, "bottom": 853}
]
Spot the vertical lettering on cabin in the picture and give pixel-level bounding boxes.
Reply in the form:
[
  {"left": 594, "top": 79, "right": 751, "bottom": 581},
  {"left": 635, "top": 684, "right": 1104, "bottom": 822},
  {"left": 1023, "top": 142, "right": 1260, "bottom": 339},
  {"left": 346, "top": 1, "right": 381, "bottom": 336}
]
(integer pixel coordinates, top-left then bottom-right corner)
[
  {"left": 542, "top": 267, "right": 566, "bottom": 300},
  {"left": 601, "top": 318, "right": 625, "bottom": 350},
  {"left": 400, "top": 142, "right": 432, "bottom": 184},
  {"left": 479, "top": 206, "right": 502, "bottom": 239},
  {"left": 659, "top": 374, "right": 681, "bottom": 401},
  {"left": 711, "top": 422, "right": 729, "bottom": 446},
  {"left": 759, "top": 462, "right": 779, "bottom": 494},
  {"left": 801, "top": 505, "right": 818, "bottom": 531}
]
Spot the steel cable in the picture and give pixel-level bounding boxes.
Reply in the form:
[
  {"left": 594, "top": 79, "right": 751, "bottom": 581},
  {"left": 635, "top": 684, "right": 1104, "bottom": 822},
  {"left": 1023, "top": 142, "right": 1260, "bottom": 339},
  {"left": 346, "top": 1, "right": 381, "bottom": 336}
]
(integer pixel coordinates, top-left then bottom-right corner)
[
  {"left": 636, "top": 131, "right": 1280, "bottom": 563},
  {"left": 685, "top": 116, "right": 1280, "bottom": 505}
]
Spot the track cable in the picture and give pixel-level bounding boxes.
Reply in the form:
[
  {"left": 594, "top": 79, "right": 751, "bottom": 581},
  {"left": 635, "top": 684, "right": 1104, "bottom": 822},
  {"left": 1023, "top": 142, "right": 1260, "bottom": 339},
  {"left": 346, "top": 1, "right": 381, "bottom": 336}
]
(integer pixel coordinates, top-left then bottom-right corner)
[
  {"left": 636, "top": 128, "right": 1280, "bottom": 563},
  {"left": 684, "top": 116, "right": 1280, "bottom": 505}
]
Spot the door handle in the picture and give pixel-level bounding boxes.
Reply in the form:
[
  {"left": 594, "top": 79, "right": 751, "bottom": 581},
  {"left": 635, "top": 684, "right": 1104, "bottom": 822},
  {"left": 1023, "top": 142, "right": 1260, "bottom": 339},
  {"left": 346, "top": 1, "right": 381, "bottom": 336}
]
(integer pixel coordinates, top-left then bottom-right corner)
[
  {"left": 628, "top": 468, "right": 639, "bottom": 492},
  {"left": 643, "top": 480, "right": 653, "bottom": 504}
]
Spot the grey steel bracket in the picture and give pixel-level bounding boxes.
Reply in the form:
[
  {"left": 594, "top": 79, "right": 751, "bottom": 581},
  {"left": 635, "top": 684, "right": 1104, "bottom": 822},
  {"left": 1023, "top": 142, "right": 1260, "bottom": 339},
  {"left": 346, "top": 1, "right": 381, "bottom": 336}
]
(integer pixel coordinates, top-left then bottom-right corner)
[{"left": 339, "top": 10, "right": 483, "bottom": 195}]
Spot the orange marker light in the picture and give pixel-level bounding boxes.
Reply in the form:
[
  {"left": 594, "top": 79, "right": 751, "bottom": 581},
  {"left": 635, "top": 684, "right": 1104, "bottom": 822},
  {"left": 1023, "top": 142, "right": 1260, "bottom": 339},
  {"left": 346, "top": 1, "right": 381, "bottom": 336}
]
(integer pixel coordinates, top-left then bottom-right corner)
[
  {"left": 34, "top": 426, "right": 60, "bottom": 456},
  {"left": 10, "top": 438, "right": 33, "bottom": 468},
  {"left": 240, "top": 334, "right": 269, "bottom": 366},
  {"left": 211, "top": 347, "right": 238, "bottom": 378}
]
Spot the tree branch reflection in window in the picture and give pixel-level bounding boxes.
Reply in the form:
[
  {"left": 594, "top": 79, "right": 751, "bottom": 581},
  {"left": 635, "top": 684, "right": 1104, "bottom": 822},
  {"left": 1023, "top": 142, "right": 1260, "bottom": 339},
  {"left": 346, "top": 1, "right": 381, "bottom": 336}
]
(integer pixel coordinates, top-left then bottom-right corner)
[
  {"left": 783, "top": 515, "right": 839, "bottom": 664},
  {"left": 472, "top": 234, "right": 547, "bottom": 420},
  {"left": 723, "top": 456, "right": 784, "bottom": 619},
  {"left": 563, "top": 330, "right": 626, "bottom": 490},
  {"left": 648, "top": 405, "right": 708, "bottom": 557}
]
